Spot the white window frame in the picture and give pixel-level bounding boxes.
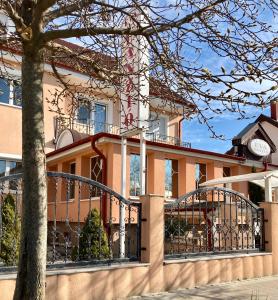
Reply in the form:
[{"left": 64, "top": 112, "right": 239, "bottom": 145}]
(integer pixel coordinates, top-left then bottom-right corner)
[
  {"left": 0, "top": 157, "right": 22, "bottom": 194},
  {"left": 129, "top": 153, "right": 141, "bottom": 198},
  {"left": 0, "top": 76, "right": 22, "bottom": 108},
  {"left": 75, "top": 96, "right": 113, "bottom": 128},
  {"left": 92, "top": 102, "right": 108, "bottom": 126},
  {"left": 148, "top": 112, "right": 169, "bottom": 136},
  {"left": 0, "top": 158, "right": 22, "bottom": 177},
  {"left": 159, "top": 115, "right": 169, "bottom": 136}
]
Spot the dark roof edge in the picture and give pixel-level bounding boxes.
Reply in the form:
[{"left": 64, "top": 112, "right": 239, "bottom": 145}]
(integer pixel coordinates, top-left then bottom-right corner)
[{"left": 256, "top": 114, "right": 278, "bottom": 129}]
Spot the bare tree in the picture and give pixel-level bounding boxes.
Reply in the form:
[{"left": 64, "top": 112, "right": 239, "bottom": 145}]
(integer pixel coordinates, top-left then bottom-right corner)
[{"left": 0, "top": 0, "right": 277, "bottom": 299}]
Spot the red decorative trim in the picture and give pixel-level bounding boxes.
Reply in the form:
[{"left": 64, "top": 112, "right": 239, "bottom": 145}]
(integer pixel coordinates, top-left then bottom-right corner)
[{"left": 47, "top": 132, "right": 245, "bottom": 162}]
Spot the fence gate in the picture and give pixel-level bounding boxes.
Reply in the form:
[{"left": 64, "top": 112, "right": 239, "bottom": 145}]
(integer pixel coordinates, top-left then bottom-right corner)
[
  {"left": 164, "top": 187, "right": 265, "bottom": 259},
  {"left": 0, "top": 172, "right": 141, "bottom": 268}
]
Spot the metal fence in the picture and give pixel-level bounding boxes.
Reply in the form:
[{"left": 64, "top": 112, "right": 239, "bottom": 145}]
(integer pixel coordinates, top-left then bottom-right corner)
[
  {"left": 0, "top": 172, "right": 141, "bottom": 268},
  {"left": 164, "top": 187, "right": 265, "bottom": 259}
]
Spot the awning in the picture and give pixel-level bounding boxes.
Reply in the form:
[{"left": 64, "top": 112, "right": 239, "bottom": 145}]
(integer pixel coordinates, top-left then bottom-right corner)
[{"left": 200, "top": 170, "right": 278, "bottom": 189}]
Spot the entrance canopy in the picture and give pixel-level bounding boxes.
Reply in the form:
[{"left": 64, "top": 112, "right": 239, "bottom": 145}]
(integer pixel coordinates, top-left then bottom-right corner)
[
  {"left": 200, "top": 170, "right": 278, "bottom": 189},
  {"left": 200, "top": 170, "right": 278, "bottom": 202}
]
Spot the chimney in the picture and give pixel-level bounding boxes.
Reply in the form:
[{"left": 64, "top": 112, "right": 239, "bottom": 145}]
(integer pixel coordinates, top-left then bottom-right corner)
[{"left": 270, "top": 100, "right": 278, "bottom": 121}]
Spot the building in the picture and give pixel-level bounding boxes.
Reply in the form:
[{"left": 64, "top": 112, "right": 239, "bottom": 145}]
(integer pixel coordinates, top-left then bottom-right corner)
[
  {"left": 0, "top": 35, "right": 275, "bottom": 289},
  {"left": 227, "top": 101, "right": 278, "bottom": 168},
  {"left": 1, "top": 38, "right": 278, "bottom": 209}
]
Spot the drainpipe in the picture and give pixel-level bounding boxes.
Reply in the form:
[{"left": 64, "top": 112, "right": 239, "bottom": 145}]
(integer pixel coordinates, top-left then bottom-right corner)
[
  {"left": 178, "top": 116, "right": 185, "bottom": 141},
  {"left": 91, "top": 134, "right": 107, "bottom": 225}
]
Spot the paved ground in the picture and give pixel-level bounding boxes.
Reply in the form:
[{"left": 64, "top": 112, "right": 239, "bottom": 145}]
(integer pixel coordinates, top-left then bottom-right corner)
[{"left": 128, "top": 276, "right": 278, "bottom": 299}]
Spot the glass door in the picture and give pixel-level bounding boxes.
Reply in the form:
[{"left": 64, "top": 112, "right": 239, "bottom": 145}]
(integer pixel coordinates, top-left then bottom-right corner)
[
  {"left": 77, "top": 104, "right": 90, "bottom": 124},
  {"left": 94, "top": 103, "right": 107, "bottom": 133}
]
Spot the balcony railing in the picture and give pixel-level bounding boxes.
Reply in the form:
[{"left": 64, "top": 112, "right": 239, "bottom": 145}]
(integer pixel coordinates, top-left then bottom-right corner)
[
  {"left": 146, "top": 132, "right": 191, "bottom": 148},
  {"left": 55, "top": 117, "right": 120, "bottom": 137},
  {"left": 55, "top": 117, "right": 191, "bottom": 148}
]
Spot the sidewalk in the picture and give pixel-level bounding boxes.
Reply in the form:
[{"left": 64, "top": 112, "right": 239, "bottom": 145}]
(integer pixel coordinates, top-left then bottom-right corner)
[{"left": 128, "top": 276, "right": 278, "bottom": 300}]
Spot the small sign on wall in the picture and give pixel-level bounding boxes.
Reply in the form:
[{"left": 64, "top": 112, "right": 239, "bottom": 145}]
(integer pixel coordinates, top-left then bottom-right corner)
[{"left": 248, "top": 138, "right": 271, "bottom": 157}]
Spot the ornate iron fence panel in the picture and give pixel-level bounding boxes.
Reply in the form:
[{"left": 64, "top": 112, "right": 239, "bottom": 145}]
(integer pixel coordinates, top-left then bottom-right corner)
[
  {"left": 164, "top": 187, "right": 265, "bottom": 259},
  {"left": 0, "top": 172, "right": 141, "bottom": 269}
]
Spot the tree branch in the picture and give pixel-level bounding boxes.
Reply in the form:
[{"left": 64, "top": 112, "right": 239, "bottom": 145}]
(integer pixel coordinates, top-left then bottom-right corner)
[
  {"left": 33, "top": 0, "right": 57, "bottom": 30},
  {"left": 42, "top": 0, "right": 227, "bottom": 41},
  {"left": 1, "top": 1, "right": 26, "bottom": 34},
  {"left": 44, "top": 0, "right": 97, "bottom": 23}
]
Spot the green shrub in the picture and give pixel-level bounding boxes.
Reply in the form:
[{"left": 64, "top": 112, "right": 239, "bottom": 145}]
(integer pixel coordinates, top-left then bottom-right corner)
[
  {"left": 0, "top": 194, "right": 21, "bottom": 266},
  {"left": 165, "top": 216, "right": 191, "bottom": 239},
  {"left": 72, "top": 208, "right": 110, "bottom": 261}
]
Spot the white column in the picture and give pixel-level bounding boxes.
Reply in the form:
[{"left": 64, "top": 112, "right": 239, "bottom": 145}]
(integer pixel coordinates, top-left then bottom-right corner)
[
  {"left": 121, "top": 137, "right": 127, "bottom": 197},
  {"left": 265, "top": 176, "right": 272, "bottom": 202},
  {"left": 119, "top": 137, "right": 127, "bottom": 258},
  {"left": 140, "top": 129, "right": 146, "bottom": 195},
  {"left": 226, "top": 182, "right": 232, "bottom": 189}
]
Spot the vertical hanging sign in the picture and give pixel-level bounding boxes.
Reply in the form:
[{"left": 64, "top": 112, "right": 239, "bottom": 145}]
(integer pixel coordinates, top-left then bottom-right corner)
[{"left": 120, "top": 9, "right": 149, "bottom": 136}]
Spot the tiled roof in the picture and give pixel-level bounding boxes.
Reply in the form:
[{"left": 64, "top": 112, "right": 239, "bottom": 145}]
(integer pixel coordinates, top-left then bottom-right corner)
[{"left": 1, "top": 39, "right": 195, "bottom": 110}]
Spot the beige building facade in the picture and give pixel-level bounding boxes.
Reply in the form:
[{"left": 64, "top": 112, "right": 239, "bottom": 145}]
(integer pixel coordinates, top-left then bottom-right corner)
[{"left": 1, "top": 40, "right": 277, "bottom": 205}]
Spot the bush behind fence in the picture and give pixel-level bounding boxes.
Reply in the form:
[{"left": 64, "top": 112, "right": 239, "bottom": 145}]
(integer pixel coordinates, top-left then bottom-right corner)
[{"left": 0, "top": 172, "right": 141, "bottom": 268}]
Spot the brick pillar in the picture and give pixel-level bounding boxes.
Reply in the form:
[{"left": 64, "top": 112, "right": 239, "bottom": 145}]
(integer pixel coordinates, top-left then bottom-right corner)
[
  {"left": 183, "top": 157, "right": 196, "bottom": 193},
  {"left": 178, "top": 158, "right": 187, "bottom": 196},
  {"left": 147, "top": 153, "right": 165, "bottom": 196},
  {"left": 260, "top": 202, "right": 278, "bottom": 274},
  {"left": 231, "top": 165, "right": 251, "bottom": 197},
  {"left": 140, "top": 194, "right": 165, "bottom": 292},
  {"left": 207, "top": 161, "right": 223, "bottom": 181}
]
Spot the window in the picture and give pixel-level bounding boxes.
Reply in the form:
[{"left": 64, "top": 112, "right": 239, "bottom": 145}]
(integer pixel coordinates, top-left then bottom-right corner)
[
  {"left": 0, "top": 159, "right": 22, "bottom": 189},
  {"left": 0, "top": 77, "right": 10, "bottom": 104},
  {"left": 223, "top": 167, "right": 231, "bottom": 188},
  {"left": 165, "top": 159, "right": 178, "bottom": 199},
  {"left": 195, "top": 163, "right": 207, "bottom": 188},
  {"left": 0, "top": 160, "right": 22, "bottom": 178},
  {"left": 91, "top": 156, "right": 103, "bottom": 197},
  {"left": 9, "top": 161, "right": 22, "bottom": 175},
  {"left": 77, "top": 101, "right": 107, "bottom": 133},
  {"left": 13, "top": 83, "right": 22, "bottom": 106},
  {"left": 69, "top": 162, "right": 76, "bottom": 199},
  {"left": 159, "top": 117, "right": 167, "bottom": 137},
  {"left": 77, "top": 103, "right": 90, "bottom": 124},
  {"left": 0, "top": 77, "right": 22, "bottom": 106},
  {"left": 0, "top": 160, "right": 6, "bottom": 177},
  {"left": 223, "top": 167, "right": 231, "bottom": 178},
  {"left": 9, "top": 161, "right": 22, "bottom": 190},
  {"left": 130, "top": 154, "right": 140, "bottom": 197},
  {"left": 148, "top": 113, "right": 167, "bottom": 137},
  {"left": 94, "top": 103, "right": 107, "bottom": 133},
  {"left": 148, "top": 113, "right": 160, "bottom": 134}
]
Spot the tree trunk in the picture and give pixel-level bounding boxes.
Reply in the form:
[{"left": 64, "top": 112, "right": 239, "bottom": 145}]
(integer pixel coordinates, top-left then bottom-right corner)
[{"left": 13, "top": 46, "right": 47, "bottom": 300}]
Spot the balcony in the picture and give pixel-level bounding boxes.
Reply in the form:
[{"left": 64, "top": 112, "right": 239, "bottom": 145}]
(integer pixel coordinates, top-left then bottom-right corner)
[{"left": 55, "top": 117, "right": 191, "bottom": 148}]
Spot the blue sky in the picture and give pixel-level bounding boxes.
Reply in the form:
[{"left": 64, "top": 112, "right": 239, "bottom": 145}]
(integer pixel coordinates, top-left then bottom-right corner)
[
  {"left": 66, "top": 3, "right": 276, "bottom": 155},
  {"left": 183, "top": 107, "right": 270, "bottom": 154},
  {"left": 178, "top": 4, "right": 276, "bottom": 155}
]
